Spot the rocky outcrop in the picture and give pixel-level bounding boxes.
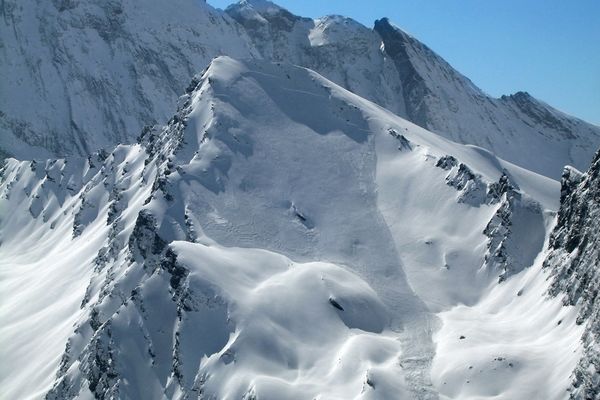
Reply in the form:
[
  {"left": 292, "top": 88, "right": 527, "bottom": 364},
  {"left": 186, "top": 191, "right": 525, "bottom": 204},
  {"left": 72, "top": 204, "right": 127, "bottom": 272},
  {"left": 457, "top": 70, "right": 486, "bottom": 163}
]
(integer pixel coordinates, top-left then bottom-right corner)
[
  {"left": 482, "top": 173, "right": 546, "bottom": 282},
  {"left": 545, "top": 150, "right": 600, "bottom": 399},
  {"left": 435, "top": 155, "right": 547, "bottom": 281}
]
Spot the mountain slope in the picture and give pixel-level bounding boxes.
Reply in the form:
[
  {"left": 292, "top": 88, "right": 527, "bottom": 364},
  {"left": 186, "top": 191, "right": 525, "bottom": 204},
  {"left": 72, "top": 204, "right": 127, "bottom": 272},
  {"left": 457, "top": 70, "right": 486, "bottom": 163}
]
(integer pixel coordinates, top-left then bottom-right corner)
[
  {"left": 2, "top": 0, "right": 599, "bottom": 179},
  {"left": 0, "top": 57, "right": 584, "bottom": 400},
  {"left": 0, "top": 0, "right": 257, "bottom": 159}
]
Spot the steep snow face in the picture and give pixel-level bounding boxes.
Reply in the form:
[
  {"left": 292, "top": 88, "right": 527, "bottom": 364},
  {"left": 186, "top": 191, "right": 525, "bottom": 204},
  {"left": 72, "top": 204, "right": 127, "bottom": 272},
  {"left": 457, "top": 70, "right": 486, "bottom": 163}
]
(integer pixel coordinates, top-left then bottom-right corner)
[
  {"left": 0, "top": 146, "right": 156, "bottom": 399},
  {"left": 544, "top": 151, "right": 600, "bottom": 399},
  {"left": 1, "top": 57, "right": 583, "bottom": 399},
  {"left": 373, "top": 18, "right": 600, "bottom": 178},
  {"left": 0, "top": 0, "right": 257, "bottom": 160}
]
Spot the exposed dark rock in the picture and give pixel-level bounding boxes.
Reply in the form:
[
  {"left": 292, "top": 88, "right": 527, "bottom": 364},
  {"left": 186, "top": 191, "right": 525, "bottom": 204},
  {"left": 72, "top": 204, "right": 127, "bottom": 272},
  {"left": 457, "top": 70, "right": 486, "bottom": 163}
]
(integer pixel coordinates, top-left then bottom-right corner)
[
  {"left": 388, "top": 128, "right": 412, "bottom": 151},
  {"left": 161, "top": 248, "right": 189, "bottom": 293},
  {"left": 483, "top": 173, "right": 544, "bottom": 282},
  {"left": 486, "top": 172, "right": 519, "bottom": 205},
  {"left": 374, "top": 18, "right": 433, "bottom": 129},
  {"left": 128, "top": 210, "right": 167, "bottom": 260},
  {"left": 443, "top": 162, "right": 487, "bottom": 204},
  {"left": 544, "top": 149, "right": 600, "bottom": 399},
  {"left": 329, "top": 297, "right": 344, "bottom": 311},
  {"left": 435, "top": 155, "right": 458, "bottom": 170}
]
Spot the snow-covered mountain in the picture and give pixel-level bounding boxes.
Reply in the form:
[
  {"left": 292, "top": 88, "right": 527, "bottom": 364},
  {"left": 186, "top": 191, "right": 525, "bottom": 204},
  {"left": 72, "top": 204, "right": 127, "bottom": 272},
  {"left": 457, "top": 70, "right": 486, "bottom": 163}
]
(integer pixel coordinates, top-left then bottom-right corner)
[
  {"left": 2, "top": 0, "right": 599, "bottom": 178},
  {"left": 2, "top": 1, "right": 599, "bottom": 398},
  {"left": 371, "top": 19, "right": 600, "bottom": 179},
  {"left": 1, "top": 56, "right": 591, "bottom": 400}
]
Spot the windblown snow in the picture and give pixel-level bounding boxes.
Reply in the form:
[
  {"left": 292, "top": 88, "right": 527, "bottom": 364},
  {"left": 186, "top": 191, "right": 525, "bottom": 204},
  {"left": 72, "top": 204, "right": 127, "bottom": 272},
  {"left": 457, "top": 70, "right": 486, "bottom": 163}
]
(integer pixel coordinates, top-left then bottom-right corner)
[{"left": 1, "top": 55, "right": 591, "bottom": 399}]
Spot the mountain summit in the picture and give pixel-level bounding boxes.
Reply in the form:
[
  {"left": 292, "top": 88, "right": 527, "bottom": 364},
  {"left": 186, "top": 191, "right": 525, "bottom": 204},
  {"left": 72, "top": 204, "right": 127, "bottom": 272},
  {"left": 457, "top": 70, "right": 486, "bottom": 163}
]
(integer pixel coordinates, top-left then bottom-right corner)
[{"left": 0, "top": 55, "right": 589, "bottom": 400}]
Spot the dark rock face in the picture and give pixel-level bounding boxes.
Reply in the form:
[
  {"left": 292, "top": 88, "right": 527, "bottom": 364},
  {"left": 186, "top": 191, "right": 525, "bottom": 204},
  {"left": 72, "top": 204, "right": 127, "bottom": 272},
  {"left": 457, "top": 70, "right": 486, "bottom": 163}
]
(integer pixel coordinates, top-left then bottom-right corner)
[
  {"left": 482, "top": 174, "right": 545, "bottom": 282},
  {"left": 436, "top": 159, "right": 487, "bottom": 205},
  {"left": 374, "top": 18, "right": 433, "bottom": 129},
  {"left": 129, "top": 209, "right": 167, "bottom": 260},
  {"left": 545, "top": 150, "right": 600, "bottom": 399},
  {"left": 387, "top": 128, "right": 413, "bottom": 151}
]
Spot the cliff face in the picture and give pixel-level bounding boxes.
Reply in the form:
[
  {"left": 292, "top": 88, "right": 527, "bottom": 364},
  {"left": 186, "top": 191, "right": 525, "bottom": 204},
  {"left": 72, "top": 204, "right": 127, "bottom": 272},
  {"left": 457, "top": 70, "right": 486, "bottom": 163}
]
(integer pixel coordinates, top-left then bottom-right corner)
[{"left": 545, "top": 150, "right": 600, "bottom": 399}]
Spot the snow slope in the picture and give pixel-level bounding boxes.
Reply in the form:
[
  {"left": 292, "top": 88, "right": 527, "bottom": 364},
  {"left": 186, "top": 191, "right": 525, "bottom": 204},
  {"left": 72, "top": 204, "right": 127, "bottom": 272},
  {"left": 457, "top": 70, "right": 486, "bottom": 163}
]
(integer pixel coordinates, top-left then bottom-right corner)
[
  {"left": 0, "top": 57, "right": 586, "bottom": 399},
  {"left": 2, "top": 0, "right": 599, "bottom": 179},
  {"left": 0, "top": 146, "right": 155, "bottom": 399}
]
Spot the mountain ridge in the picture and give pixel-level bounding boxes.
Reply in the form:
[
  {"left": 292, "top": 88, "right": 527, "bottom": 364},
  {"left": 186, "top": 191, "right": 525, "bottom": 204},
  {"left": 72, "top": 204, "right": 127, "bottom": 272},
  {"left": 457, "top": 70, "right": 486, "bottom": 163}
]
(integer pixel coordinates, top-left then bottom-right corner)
[{"left": 1, "top": 0, "right": 599, "bottom": 178}]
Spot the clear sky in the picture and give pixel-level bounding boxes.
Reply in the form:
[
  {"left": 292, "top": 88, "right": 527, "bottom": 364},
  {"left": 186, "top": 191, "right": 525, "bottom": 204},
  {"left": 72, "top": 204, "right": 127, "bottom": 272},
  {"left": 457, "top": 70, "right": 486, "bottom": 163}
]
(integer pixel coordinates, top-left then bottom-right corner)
[{"left": 208, "top": 0, "right": 600, "bottom": 126}]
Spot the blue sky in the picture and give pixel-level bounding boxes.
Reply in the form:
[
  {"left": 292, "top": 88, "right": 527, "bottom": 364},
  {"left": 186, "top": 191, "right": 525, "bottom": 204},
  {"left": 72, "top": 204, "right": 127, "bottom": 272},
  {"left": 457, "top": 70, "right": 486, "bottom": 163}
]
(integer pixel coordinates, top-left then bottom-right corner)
[{"left": 208, "top": 0, "right": 600, "bottom": 125}]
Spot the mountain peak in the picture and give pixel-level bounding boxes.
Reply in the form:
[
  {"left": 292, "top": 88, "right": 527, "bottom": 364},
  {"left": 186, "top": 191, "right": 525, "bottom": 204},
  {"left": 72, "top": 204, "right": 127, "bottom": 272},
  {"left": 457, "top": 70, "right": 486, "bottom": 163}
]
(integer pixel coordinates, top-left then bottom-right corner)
[
  {"left": 234, "top": 0, "right": 285, "bottom": 13},
  {"left": 501, "top": 91, "right": 534, "bottom": 102},
  {"left": 374, "top": 17, "right": 412, "bottom": 39},
  {"left": 226, "top": 0, "right": 304, "bottom": 31},
  {"left": 374, "top": 17, "right": 393, "bottom": 29},
  {"left": 227, "top": 0, "right": 295, "bottom": 19}
]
